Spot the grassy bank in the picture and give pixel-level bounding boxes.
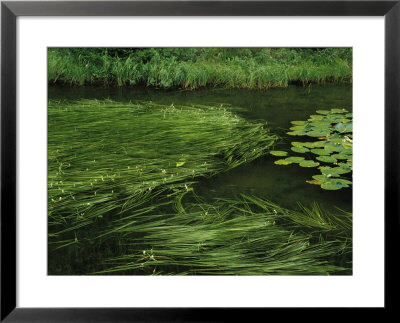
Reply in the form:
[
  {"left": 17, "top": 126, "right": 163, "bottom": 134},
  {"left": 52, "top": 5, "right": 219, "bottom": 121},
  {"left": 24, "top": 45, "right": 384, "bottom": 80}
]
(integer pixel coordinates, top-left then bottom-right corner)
[{"left": 48, "top": 48, "right": 352, "bottom": 89}]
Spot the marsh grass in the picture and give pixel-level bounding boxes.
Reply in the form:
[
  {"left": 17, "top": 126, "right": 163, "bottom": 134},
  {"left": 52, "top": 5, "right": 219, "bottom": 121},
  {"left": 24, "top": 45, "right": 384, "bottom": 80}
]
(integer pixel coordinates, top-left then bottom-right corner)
[{"left": 48, "top": 48, "right": 352, "bottom": 89}]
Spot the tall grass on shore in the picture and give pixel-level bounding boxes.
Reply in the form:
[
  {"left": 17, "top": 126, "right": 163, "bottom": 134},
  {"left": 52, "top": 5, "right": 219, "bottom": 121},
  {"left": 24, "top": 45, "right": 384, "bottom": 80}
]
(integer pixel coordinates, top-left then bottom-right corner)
[
  {"left": 48, "top": 99, "right": 277, "bottom": 243},
  {"left": 48, "top": 48, "right": 352, "bottom": 89},
  {"left": 96, "top": 192, "right": 352, "bottom": 275}
]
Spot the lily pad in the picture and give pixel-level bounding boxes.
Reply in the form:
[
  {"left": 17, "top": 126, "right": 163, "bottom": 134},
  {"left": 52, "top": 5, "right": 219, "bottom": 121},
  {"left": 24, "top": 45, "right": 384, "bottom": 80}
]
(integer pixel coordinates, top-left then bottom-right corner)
[
  {"left": 291, "top": 142, "right": 305, "bottom": 148},
  {"left": 338, "top": 162, "right": 352, "bottom": 171},
  {"left": 331, "top": 153, "right": 348, "bottom": 160},
  {"left": 308, "top": 115, "right": 324, "bottom": 121},
  {"left": 342, "top": 142, "right": 352, "bottom": 150},
  {"left": 335, "top": 122, "right": 352, "bottom": 133},
  {"left": 312, "top": 174, "right": 329, "bottom": 182},
  {"left": 287, "top": 131, "right": 305, "bottom": 136},
  {"left": 321, "top": 182, "right": 343, "bottom": 190},
  {"left": 306, "top": 179, "right": 321, "bottom": 185},
  {"left": 291, "top": 121, "right": 306, "bottom": 125},
  {"left": 331, "top": 108, "right": 347, "bottom": 114},
  {"left": 275, "top": 159, "right": 292, "bottom": 165},
  {"left": 311, "top": 148, "right": 331, "bottom": 156},
  {"left": 329, "top": 137, "right": 345, "bottom": 145},
  {"left": 323, "top": 144, "right": 342, "bottom": 153},
  {"left": 308, "top": 141, "right": 326, "bottom": 148},
  {"left": 316, "top": 156, "right": 337, "bottom": 163},
  {"left": 291, "top": 146, "right": 309, "bottom": 153},
  {"left": 299, "top": 160, "right": 320, "bottom": 168},
  {"left": 310, "top": 122, "right": 332, "bottom": 128},
  {"left": 307, "top": 130, "right": 330, "bottom": 137},
  {"left": 321, "top": 178, "right": 352, "bottom": 190},
  {"left": 316, "top": 110, "right": 330, "bottom": 115},
  {"left": 320, "top": 166, "right": 350, "bottom": 177},
  {"left": 285, "top": 156, "right": 305, "bottom": 163},
  {"left": 270, "top": 151, "right": 288, "bottom": 157},
  {"left": 290, "top": 125, "right": 307, "bottom": 131}
]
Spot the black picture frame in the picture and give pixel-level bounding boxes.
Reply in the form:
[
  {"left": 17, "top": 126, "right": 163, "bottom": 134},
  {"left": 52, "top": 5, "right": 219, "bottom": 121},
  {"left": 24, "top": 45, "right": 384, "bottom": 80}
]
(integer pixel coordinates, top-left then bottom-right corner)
[{"left": 1, "top": 0, "right": 398, "bottom": 321}]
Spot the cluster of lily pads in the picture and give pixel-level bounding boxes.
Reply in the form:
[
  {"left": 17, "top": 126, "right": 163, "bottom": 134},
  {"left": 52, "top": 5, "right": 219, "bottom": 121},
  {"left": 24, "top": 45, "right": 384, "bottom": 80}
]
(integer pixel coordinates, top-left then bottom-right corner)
[{"left": 270, "top": 108, "right": 352, "bottom": 190}]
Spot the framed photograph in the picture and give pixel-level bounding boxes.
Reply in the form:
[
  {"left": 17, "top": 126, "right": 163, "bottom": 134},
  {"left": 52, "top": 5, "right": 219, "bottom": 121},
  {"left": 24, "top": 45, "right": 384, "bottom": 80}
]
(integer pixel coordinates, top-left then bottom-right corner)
[{"left": 1, "top": 0, "right": 397, "bottom": 321}]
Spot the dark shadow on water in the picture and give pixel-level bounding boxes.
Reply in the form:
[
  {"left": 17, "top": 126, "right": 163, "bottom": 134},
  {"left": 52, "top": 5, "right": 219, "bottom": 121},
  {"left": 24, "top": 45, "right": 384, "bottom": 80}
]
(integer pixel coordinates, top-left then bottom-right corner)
[{"left": 195, "top": 155, "right": 352, "bottom": 213}]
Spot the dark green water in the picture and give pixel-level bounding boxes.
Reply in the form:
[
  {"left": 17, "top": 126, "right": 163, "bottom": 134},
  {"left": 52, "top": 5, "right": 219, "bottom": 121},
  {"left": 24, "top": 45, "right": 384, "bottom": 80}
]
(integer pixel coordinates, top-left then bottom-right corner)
[{"left": 49, "top": 84, "right": 352, "bottom": 212}]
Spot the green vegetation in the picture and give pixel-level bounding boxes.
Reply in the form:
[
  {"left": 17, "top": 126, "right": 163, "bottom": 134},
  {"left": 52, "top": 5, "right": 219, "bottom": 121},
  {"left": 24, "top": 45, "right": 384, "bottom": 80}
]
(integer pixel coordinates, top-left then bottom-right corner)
[
  {"left": 48, "top": 49, "right": 353, "bottom": 275},
  {"left": 48, "top": 99, "right": 352, "bottom": 275},
  {"left": 270, "top": 108, "right": 353, "bottom": 190},
  {"left": 97, "top": 193, "right": 352, "bottom": 275},
  {"left": 48, "top": 48, "right": 352, "bottom": 89},
  {"left": 48, "top": 99, "right": 277, "bottom": 271}
]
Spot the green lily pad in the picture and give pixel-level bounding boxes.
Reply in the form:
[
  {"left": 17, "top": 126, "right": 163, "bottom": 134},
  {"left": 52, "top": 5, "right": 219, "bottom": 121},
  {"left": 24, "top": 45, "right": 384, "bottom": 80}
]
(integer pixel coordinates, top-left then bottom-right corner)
[
  {"left": 270, "top": 151, "right": 288, "bottom": 157},
  {"left": 331, "top": 108, "right": 347, "bottom": 114},
  {"left": 320, "top": 166, "right": 350, "bottom": 177},
  {"left": 291, "top": 146, "right": 309, "bottom": 153},
  {"left": 335, "top": 122, "right": 352, "bottom": 133},
  {"left": 287, "top": 131, "right": 305, "bottom": 136},
  {"left": 309, "top": 141, "right": 326, "bottom": 148},
  {"left": 312, "top": 174, "right": 329, "bottom": 182},
  {"left": 291, "top": 121, "right": 306, "bottom": 125},
  {"left": 316, "top": 110, "right": 330, "bottom": 115},
  {"left": 342, "top": 142, "right": 352, "bottom": 150},
  {"left": 323, "top": 144, "right": 342, "bottom": 153},
  {"left": 331, "top": 153, "right": 348, "bottom": 160},
  {"left": 321, "top": 182, "right": 343, "bottom": 190},
  {"left": 275, "top": 159, "right": 292, "bottom": 165},
  {"left": 321, "top": 178, "right": 352, "bottom": 190},
  {"left": 291, "top": 142, "right": 305, "bottom": 148},
  {"left": 299, "top": 160, "right": 320, "bottom": 167},
  {"left": 307, "top": 130, "right": 330, "bottom": 137},
  {"left": 310, "top": 122, "right": 332, "bottom": 129},
  {"left": 285, "top": 156, "right": 305, "bottom": 163},
  {"left": 308, "top": 115, "right": 324, "bottom": 121},
  {"left": 290, "top": 125, "right": 307, "bottom": 131},
  {"left": 311, "top": 148, "right": 331, "bottom": 156},
  {"left": 328, "top": 137, "right": 345, "bottom": 145},
  {"left": 326, "top": 115, "right": 345, "bottom": 123},
  {"left": 316, "top": 156, "right": 337, "bottom": 163},
  {"left": 306, "top": 179, "right": 321, "bottom": 185},
  {"left": 338, "top": 162, "right": 352, "bottom": 171}
]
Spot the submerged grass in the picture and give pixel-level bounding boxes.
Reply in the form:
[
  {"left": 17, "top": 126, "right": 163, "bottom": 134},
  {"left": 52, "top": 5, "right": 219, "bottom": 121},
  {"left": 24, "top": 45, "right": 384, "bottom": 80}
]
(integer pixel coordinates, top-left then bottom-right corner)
[
  {"left": 48, "top": 48, "right": 352, "bottom": 89},
  {"left": 96, "top": 192, "right": 352, "bottom": 275},
  {"left": 48, "top": 98, "right": 352, "bottom": 275},
  {"left": 48, "top": 99, "right": 277, "bottom": 241}
]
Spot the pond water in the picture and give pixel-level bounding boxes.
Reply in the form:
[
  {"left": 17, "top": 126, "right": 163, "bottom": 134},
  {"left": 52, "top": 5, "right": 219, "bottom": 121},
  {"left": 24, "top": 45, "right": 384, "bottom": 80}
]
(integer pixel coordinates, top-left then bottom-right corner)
[{"left": 49, "top": 84, "right": 352, "bottom": 212}]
